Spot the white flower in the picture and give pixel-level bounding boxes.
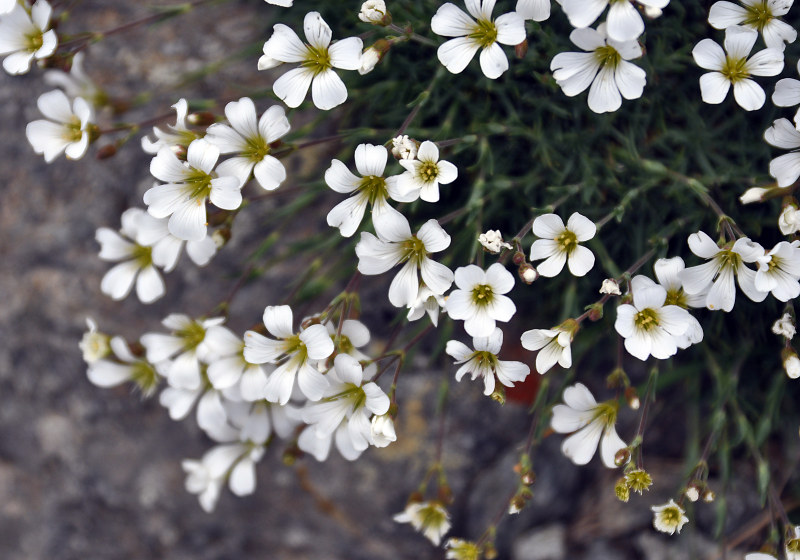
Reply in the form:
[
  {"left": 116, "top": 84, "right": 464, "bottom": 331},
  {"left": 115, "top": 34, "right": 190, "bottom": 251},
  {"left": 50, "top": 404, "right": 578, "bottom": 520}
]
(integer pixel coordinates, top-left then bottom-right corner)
[
  {"left": 243, "top": 305, "right": 334, "bottom": 405},
  {"left": 550, "top": 383, "right": 627, "bottom": 468},
  {"left": 692, "top": 25, "right": 783, "bottom": 111},
  {"left": 355, "top": 214, "right": 454, "bottom": 307},
  {"left": 132, "top": 208, "right": 218, "bottom": 270},
  {"left": 756, "top": 241, "right": 800, "bottom": 301},
  {"left": 407, "top": 285, "right": 447, "bottom": 326},
  {"left": 0, "top": 0, "right": 57, "bottom": 75},
  {"left": 600, "top": 278, "right": 622, "bottom": 295},
  {"left": 739, "top": 186, "right": 770, "bottom": 204},
  {"left": 204, "top": 98, "right": 291, "bottom": 191},
  {"left": 774, "top": 312, "right": 797, "bottom": 339},
  {"left": 773, "top": 60, "right": 800, "bottom": 126},
  {"left": 709, "top": 0, "right": 796, "bottom": 51},
  {"left": 141, "top": 98, "right": 198, "bottom": 154},
  {"left": 327, "top": 319, "right": 371, "bottom": 362},
  {"left": 446, "top": 327, "right": 530, "bottom": 396},
  {"left": 26, "top": 89, "right": 94, "bottom": 162},
  {"left": 520, "top": 322, "right": 575, "bottom": 374},
  {"left": 391, "top": 135, "right": 417, "bottom": 160},
  {"left": 550, "top": 24, "right": 647, "bottom": 114},
  {"left": 87, "top": 335, "right": 159, "bottom": 395},
  {"left": 96, "top": 208, "right": 166, "bottom": 304},
  {"left": 445, "top": 538, "right": 481, "bottom": 560},
  {"left": 447, "top": 263, "right": 516, "bottom": 337},
  {"left": 370, "top": 414, "right": 397, "bottom": 447},
  {"left": 359, "top": 0, "right": 388, "bottom": 24},
  {"left": 79, "top": 318, "right": 110, "bottom": 363},
  {"left": 530, "top": 212, "right": 596, "bottom": 277},
  {"left": 560, "top": 0, "right": 670, "bottom": 42},
  {"left": 788, "top": 526, "right": 800, "bottom": 559},
  {"left": 325, "top": 143, "right": 411, "bottom": 237},
  {"left": 765, "top": 118, "right": 800, "bottom": 188},
  {"left": 203, "top": 325, "right": 268, "bottom": 399},
  {"left": 651, "top": 499, "right": 689, "bottom": 535},
  {"left": 393, "top": 501, "right": 451, "bottom": 546},
  {"left": 478, "top": 229, "right": 512, "bottom": 253},
  {"left": 680, "top": 231, "right": 767, "bottom": 311},
  {"left": 44, "top": 52, "right": 103, "bottom": 108},
  {"left": 0, "top": 0, "right": 15, "bottom": 14},
  {"left": 358, "top": 46, "right": 381, "bottom": 74},
  {"left": 259, "top": 12, "right": 363, "bottom": 110},
  {"left": 516, "top": 0, "right": 551, "bottom": 22},
  {"left": 430, "top": 0, "right": 525, "bottom": 79},
  {"left": 144, "top": 138, "right": 242, "bottom": 242},
  {"left": 780, "top": 205, "right": 800, "bottom": 234},
  {"left": 397, "top": 140, "right": 458, "bottom": 203},
  {"left": 182, "top": 442, "right": 265, "bottom": 512},
  {"left": 615, "top": 278, "right": 692, "bottom": 360}
]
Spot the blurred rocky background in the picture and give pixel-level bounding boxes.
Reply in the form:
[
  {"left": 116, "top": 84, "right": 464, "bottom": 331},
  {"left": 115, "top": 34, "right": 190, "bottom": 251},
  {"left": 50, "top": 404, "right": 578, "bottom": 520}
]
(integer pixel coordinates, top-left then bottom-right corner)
[{"left": 0, "top": 1, "right": 767, "bottom": 558}]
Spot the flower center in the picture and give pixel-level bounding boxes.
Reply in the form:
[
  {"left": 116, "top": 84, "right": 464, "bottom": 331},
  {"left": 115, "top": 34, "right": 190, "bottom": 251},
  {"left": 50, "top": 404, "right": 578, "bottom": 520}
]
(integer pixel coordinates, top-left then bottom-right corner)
[
  {"left": 25, "top": 32, "right": 44, "bottom": 52},
  {"left": 555, "top": 230, "right": 578, "bottom": 255},
  {"left": 131, "top": 361, "right": 159, "bottom": 396},
  {"left": 185, "top": 168, "right": 214, "bottom": 200},
  {"left": 473, "top": 350, "right": 498, "bottom": 370},
  {"left": 418, "top": 161, "right": 439, "bottom": 183},
  {"left": 63, "top": 117, "right": 84, "bottom": 143},
  {"left": 242, "top": 135, "right": 271, "bottom": 161},
  {"left": 591, "top": 400, "right": 618, "bottom": 427},
  {"left": 326, "top": 383, "right": 367, "bottom": 413},
  {"left": 177, "top": 321, "right": 207, "bottom": 351},
  {"left": 664, "top": 288, "right": 688, "bottom": 308},
  {"left": 659, "top": 506, "right": 682, "bottom": 527},
  {"left": 787, "top": 538, "right": 800, "bottom": 553},
  {"left": 468, "top": 18, "right": 498, "bottom": 49},
  {"left": 303, "top": 45, "right": 332, "bottom": 75},
  {"left": 357, "top": 175, "right": 388, "bottom": 205},
  {"left": 471, "top": 283, "right": 494, "bottom": 307},
  {"left": 721, "top": 56, "right": 750, "bottom": 83},
  {"left": 716, "top": 249, "right": 743, "bottom": 271},
  {"left": 131, "top": 244, "right": 153, "bottom": 268},
  {"left": 634, "top": 307, "right": 660, "bottom": 332},
  {"left": 401, "top": 236, "right": 428, "bottom": 265},
  {"left": 767, "top": 255, "right": 782, "bottom": 272},
  {"left": 743, "top": 0, "right": 773, "bottom": 31},
  {"left": 594, "top": 45, "right": 621, "bottom": 68}
]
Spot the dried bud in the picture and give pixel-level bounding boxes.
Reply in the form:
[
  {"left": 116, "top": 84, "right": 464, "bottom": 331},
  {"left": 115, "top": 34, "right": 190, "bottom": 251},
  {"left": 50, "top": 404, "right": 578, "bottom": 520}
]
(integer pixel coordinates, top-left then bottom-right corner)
[
  {"left": 515, "top": 39, "right": 528, "bottom": 59},
  {"left": 625, "top": 386, "right": 640, "bottom": 410},
  {"left": 512, "top": 251, "right": 526, "bottom": 265},
  {"left": 483, "top": 542, "right": 498, "bottom": 559},
  {"left": 95, "top": 144, "right": 117, "bottom": 159},
  {"left": 600, "top": 278, "right": 622, "bottom": 295},
  {"left": 491, "top": 386, "right": 506, "bottom": 405},
  {"left": 615, "top": 478, "right": 630, "bottom": 502},
  {"left": 587, "top": 303, "right": 604, "bottom": 322},
  {"left": 614, "top": 447, "right": 631, "bottom": 467},
  {"left": 187, "top": 111, "right": 216, "bottom": 126},
  {"left": 408, "top": 491, "right": 424, "bottom": 504},
  {"left": 702, "top": 489, "right": 715, "bottom": 503},
  {"left": 521, "top": 471, "right": 536, "bottom": 486}
]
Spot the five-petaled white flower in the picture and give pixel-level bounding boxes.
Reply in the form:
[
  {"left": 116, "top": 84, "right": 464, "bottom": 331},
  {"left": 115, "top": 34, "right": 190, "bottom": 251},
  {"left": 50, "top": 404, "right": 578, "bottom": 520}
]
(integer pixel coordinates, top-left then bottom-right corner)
[
  {"left": 204, "top": 98, "right": 291, "bottom": 191},
  {"left": 692, "top": 25, "right": 784, "bottom": 111},
  {"left": 446, "top": 327, "right": 530, "bottom": 396},
  {"left": 530, "top": 212, "right": 596, "bottom": 277},
  {"left": 680, "top": 231, "right": 767, "bottom": 311},
  {"left": 550, "top": 24, "right": 647, "bottom": 114},
  {"left": 430, "top": 0, "right": 526, "bottom": 79},
  {"left": 651, "top": 499, "right": 689, "bottom": 535},
  {"left": 765, "top": 118, "right": 800, "bottom": 187},
  {"left": 755, "top": 241, "right": 800, "bottom": 301},
  {"left": 446, "top": 263, "right": 517, "bottom": 337},
  {"left": 26, "top": 89, "right": 94, "bottom": 162},
  {"left": 324, "top": 143, "right": 411, "bottom": 237},
  {"left": 86, "top": 335, "right": 158, "bottom": 395},
  {"left": 550, "top": 383, "right": 627, "bottom": 468},
  {"left": 145, "top": 138, "right": 242, "bottom": 242},
  {"left": 259, "top": 12, "right": 363, "bottom": 110},
  {"left": 709, "top": 0, "right": 796, "bottom": 51},
  {"left": 560, "top": 0, "right": 670, "bottom": 42},
  {"left": 141, "top": 98, "right": 198, "bottom": 154},
  {"left": 0, "top": 0, "right": 57, "bottom": 75},
  {"left": 393, "top": 500, "right": 451, "bottom": 546},
  {"left": 397, "top": 140, "right": 458, "bottom": 203},
  {"left": 243, "top": 305, "right": 334, "bottom": 405},
  {"left": 520, "top": 321, "right": 576, "bottom": 374},
  {"left": 355, "top": 214, "right": 454, "bottom": 307},
  {"left": 615, "top": 276, "right": 693, "bottom": 360}
]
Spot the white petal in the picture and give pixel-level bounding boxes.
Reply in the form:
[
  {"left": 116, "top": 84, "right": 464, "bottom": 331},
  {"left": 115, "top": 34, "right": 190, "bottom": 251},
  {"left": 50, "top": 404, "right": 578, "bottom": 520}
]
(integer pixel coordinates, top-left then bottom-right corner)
[
  {"left": 606, "top": 0, "right": 644, "bottom": 42},
  {"left": 273, "top": 67, "right": 314, "bottom": 108},
  {"left": 437, "top": 37, "right": 480, "bottom": 74},
  {"left": 479, "top": 42, "right": 509, "bottom": 79},
  {"left": 699, "top": 72, "right": 731, "bottom": 104},
  {"left": 732, "top": 78, "right": 766, "bottom": 111},
  {"left": 311, "top": 69, "right": 347, "bottom": 111}
]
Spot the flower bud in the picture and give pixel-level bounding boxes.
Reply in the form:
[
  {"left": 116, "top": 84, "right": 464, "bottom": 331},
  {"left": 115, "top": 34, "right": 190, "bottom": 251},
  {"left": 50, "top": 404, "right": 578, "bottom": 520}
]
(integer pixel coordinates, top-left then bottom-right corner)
[
  {"left": 702, "top": 489, "right": 715, "bottom": 503},
  {"left": 519, "top": 264, "right": 538, "bottom": 284},
  {"left": 783, "top": 349, "right": 800, "bottom": 379},
  {"left": 739, "top": 186, "right": 769, "bottom": 204},
  {"left": 615, "top": 477, "right": 630, "bottom": 502},
  {"left": 359, "top": 47, "right": 381, "bottom": 75},
  {"left": 95, "top": 144, "right": 117, "bottom": 159},
  {"left": 521, "top": 471, "right": 536, "bottom": 486},
  {"left": 512, "top": 251, "right": 526, "bottom": 265},
  {"left": 587, "top": 303, "right": 604, "bottom": 321},
  {"left": 359, "top": 0, "right": 391, "bottom": 25},
  {"left": 515, "top": 39, "right": 528, "bottom": 59},
  {"left": 614, "top": 447, "right": 631, "bottom": 467},
  {"left": 187, "top": 111, "right": 216, "bottom": 127},
  {"left": 600, "top": 278, "right": 621, "bottom": 295},
  {"left": 685, "top": 485, "right": 700, "bottom": 502},
  {"left": 625, "top": 386, "right": 640, "bottom": 410}
]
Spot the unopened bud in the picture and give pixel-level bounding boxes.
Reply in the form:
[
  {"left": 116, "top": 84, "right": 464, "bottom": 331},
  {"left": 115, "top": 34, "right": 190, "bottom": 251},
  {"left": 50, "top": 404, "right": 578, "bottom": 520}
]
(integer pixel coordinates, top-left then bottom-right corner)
[
  {"left": 521, "top": 471, "right": 536, "bottom": 486},
  {"left": 187, "top": 111, "right": 216, "bottom": 127},
  {"left": 614, "top": 478, "right": 630, "bottom": 502},
  {"left": 515, "top": 39, "right": 528, "bottom": 59},
  {"left": 491, "top": 386, "right": 506, "bottom": 405},
  {"left": 685, "top": 485, "right": 700, "bottom": 502},
  {"left": 96, "top": 144, "right": 117, "bottom": 159},
  {"left": 625, "top": 386, "right": 640, "bottom": 410},
  {"left": 512, "top": 251, "right": 526, "bottom": 265},
  {"left": 739, "top": 187, "right": 769, "bottom": 204},
  {"left": 211, "top": 228, "right": 230, "bottom": 248},
  {"left": 702, "top": 489, "right": 715, "bottom": 503},
  {"left": 783, "top": 349, "right": 800, "bottom": 379},
  {"left": 519, "top": 264, "right": 538, "bottom": 284},
  {"left": 614, "top": 448, "right": 631, "bottom": 467},
  {"left": 587, "top": 303, "right": 604, "bottom": 322},
  {"left": 508, "top": 496, "right": 526, "bottom": 514}
]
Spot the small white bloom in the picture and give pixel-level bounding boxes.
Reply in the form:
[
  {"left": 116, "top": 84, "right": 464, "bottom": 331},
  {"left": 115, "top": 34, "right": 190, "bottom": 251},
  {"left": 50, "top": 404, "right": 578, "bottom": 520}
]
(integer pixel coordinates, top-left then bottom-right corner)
[
  {"left": 182, "top": 442, "right": 265, "bottom": 512},
  {"left": 144, "top": 138, "right": 242, "bottom": 242},
  {"left": 141, "top": 98, "right": 198, "bottom": 154},
  {"left": 550, "top": 24, "right": 646, "bottom": 114},
  {"left": 0, "top": 1, "right": 58, "bottom": 75},
  {"left": 680, "top": 231, "right": 767, "bottom": 311},
  {"left": 397, "top": 140, "right": 458, "bottom": 203},
  {"left": 773, "top": 312, "right": 796, "bottom": 339},
  {"left": 26, "top": 90, "right": 94, "bottom": 163},
  {"left": 79, "top": 318, "right": 110, "bottom": 363},
  {"left": 204, "top": 98, "right": 291, "bottom": 191},
  {"left": 765, "top": 118, "right": 800, "bottom": 188},
  {"left": 260, "top": 12, "right": 363, "bottom": 110},
  {"left": 393, "top": 500, "right": 451, "bottom": 546},
  {"left": 650, "top": 258, "right": 706, "bottom": 348},
  {"left": 551, "top": 383, "right": 627, "bottom": 468},
  {"left": 391, "top": 135, "right": 418, "bottom": 160},
  {"left": 430, "top": 0, "right": 525, "bottom": 79},
  {"left": 530, "top": 212, "right": 596, "bottom": 277},
  {"left": 692, "top": 25, "right": 784, "bottom": 111},
  {"left": 358, "top": 46, "right": 381, "bottom": 74},
  {"left": 87, "top": 335, "right": 159, "bottom": 395},
  {"left": 445, "top": 538, "right": 481, "bottom": 560},
  {"left": 780, "top": 205, "right": 800, "bottom": 234},
  {"left": 600, "top": 278, "right": 622, "bottom": 295},
  {"left": 370, "top": 414, "right": 397, "bottom": 448},
  {"left": 787, "top": 526, "right": 800, "bottom": 559},
  {"left": 132, "top": 208, "right": 218, "bottom": 270},
  {"left": 446, "top": 327, "right": 530, "bottom": 396},
  {"left": 44, "top": 52, "right": 103, "bottom": 108},
  {"left": 407, "top": 284, "right": 447, "bottom": 326},
  {"left": 560, "top": 0, "right": 670, "bottom": 42},
  {"left": 478, "top": 229, "right": 512, "bottom": 253},
  {"left": 359, "top": 0, "right": 388, "bottom": 24},
  {"left": 520, "top": 322, "right": 575, "bottom": 374},
  {"left": 203, "top": 325, "right": 268, "bottom": 399},
  {"left": 355, "top": 214, "right": 454, "bottom": 307},
  {"left": 756, "top": 241, "right": 800, "bottom": 301},
  {"left": 709, "top": 0, "right": 796, "bottom": 51},
  {"left": 325, "top": 143, "right": 410, "bottom": 237},
  {"left": 446, "top": 263, "right": 517, "bottom": 338},
  {"left": 516, "top": 0, "right": 552, "bottom": 22},
  {"left": 651, "top": 499, "right": 689, "bottom": 535},
  {"left": 739, "top": 186, "right": 769, "bottom": 204},
  {"left": 685, "top": 486, "right": 700, "bottom": 502}
]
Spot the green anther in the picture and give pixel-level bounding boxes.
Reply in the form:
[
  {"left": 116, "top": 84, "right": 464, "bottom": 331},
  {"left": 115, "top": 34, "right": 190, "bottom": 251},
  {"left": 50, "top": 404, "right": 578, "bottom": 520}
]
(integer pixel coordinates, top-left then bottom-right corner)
[
  {"left": 302, "top": 45, "right": 332, "bottom": 75},
  {"left": 130, "top": 244, "right": 153, "bottom": 268},
  {"left": 720, "top": 56, "right": 750, "bottom": 83},
  {"left": 767, "top": 256, "right": 781, "bottom": 271},
  {"left": 471, "top": 283, "right": 494, "bottom": 306},
  {"left": 742, "top": 0, "right": 772, "bottom": 31},
  {"left": 357, "top": 175, "right": 388, "bottom": 205},
  {"left": 185, "top": 169, "right": 213, "bottom": 200},
  {"left": 418, "top": 161, "right": 439, "bottom": 183},
  {"left": 555, "top": 230, "right": 578, "bottom": 255},
  {"left": 178, "top": 321, "right": 207, "bottom": 350},
  {"left": 634, "top": 307, "right": 660, "bottom": 332},
  {"left": 467, "top": 19, "right": 498, "bottom": 49},
  {"left": 594, "top": 45, "right": 621, "bottom": 68}
]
